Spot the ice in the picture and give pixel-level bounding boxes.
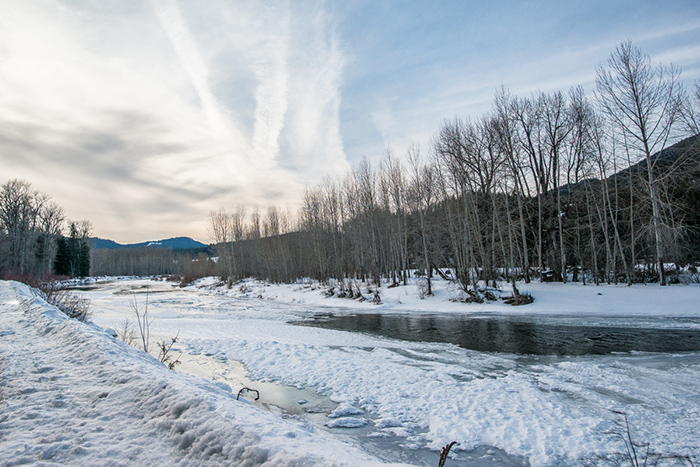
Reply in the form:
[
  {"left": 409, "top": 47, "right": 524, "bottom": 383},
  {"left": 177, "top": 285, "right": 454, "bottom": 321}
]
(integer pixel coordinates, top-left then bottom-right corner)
[
  {"left": 328, "top": 404, "right": 365, "bottom": 418},
  {"left": 326, "top": 417, "right": 370, "bottom": 428},
  {"left": 3, "top": 276, "right": 699, "bottom": 466}
]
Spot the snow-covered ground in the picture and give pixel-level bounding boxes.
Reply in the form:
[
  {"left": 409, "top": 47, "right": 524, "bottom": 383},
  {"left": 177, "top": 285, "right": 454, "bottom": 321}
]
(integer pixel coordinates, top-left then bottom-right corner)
[
  {"left": 0, "top": 281, "right": 408, "bottom": 466},
  {"left": 2, "top": 276, "right": 699, "bottom": 466},
  {"left": 207, "top": 275, "right": 700, "bottom": 317}
]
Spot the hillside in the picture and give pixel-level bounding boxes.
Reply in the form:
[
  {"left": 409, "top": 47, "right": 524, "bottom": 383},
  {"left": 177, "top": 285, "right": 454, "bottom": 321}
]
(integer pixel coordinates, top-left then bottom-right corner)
[{"left": 90, "top": 236, "right": 207, "bottom": 250}]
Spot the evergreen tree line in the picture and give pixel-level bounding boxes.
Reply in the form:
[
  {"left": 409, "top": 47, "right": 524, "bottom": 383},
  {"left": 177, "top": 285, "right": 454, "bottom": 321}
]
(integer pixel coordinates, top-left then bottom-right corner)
[
  {"left": 53, "top": 222, "right": 92, "bottom": 278},
  {"left": 0, "top": 179, "right": 92, "bottom": 279},
  {"left": 208, "top": 42, "right": 700, "bottom": 296}
]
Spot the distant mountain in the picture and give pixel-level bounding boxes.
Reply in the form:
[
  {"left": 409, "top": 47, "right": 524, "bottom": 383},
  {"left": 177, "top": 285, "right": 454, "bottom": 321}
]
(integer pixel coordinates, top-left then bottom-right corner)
[
  {"left": 89, "top": 236, "right": 207, "bottom": 250},
  {"left": 90, "top": 238, "right": 123, "bottom": 249}
]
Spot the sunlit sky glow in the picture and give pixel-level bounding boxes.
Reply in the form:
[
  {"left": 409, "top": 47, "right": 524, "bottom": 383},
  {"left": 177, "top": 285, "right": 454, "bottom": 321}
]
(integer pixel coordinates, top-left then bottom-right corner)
[{"left": 1, "top": 0, "right": 699, "bottom": 243}]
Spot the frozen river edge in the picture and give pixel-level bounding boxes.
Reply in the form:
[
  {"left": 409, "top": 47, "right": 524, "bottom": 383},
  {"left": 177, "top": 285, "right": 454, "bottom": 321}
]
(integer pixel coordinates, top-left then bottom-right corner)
[
  {"left": 2, "top": 277, "right": 700, "bottom": 466},
  {"left": 0, "top": 280, "right": 411, "bottom": 466}
]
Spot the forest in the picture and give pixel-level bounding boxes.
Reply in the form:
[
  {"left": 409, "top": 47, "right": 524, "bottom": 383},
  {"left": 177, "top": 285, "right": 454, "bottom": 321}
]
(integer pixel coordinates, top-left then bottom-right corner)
[
  {"left": 2, "top": 42, "right": 699, "bottom": 297},
  {"left": 206, "top": 42, "right": 700, "bottom": 300},
  {"left": 0, "top": 178, "right": 92, "bottom": 281}
]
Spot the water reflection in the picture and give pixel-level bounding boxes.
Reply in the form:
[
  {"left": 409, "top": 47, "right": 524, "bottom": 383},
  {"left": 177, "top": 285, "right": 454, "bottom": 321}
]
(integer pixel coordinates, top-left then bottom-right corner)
[{"left": 295, "top": 313, "right": 700, "bottom": 355}]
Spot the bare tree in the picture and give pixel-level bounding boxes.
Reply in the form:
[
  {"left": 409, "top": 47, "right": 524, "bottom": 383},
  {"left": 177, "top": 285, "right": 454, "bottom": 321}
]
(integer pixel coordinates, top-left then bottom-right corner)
[
  {"left": 208, "top": 207, "right": 237, "bottom": 280},
  {"left": 541, "top": 91, "right": 573, "bottom": 282},
  {"left": 380, "top": 149, "right": 409, "bottom": 285},
  {"left": 407, "top": 143, "right": 435, "bottom": 295},
  {"left": 130, "top": 288, "right": 151, "bottom": 353},
  {"left": 34, "top": 201, "right": 65, "bottom": 274},
  {"left": 0, "top": 180, "right": 42, "bottom": 274},
  {"left": 681, "top": 78, "right": 700, "bottom": 135},
  {"left": 493, "top": 87, "right": 531, "bottom": 283},
  {"left": 596, "top": 41, "right": 683, "bottom": 285}
]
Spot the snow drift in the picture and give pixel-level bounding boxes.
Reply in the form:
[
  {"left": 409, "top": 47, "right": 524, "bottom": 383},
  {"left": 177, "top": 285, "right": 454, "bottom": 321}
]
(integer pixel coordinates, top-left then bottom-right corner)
[{"left": 0, "top": 281, "right": 406, "bottom": 466}]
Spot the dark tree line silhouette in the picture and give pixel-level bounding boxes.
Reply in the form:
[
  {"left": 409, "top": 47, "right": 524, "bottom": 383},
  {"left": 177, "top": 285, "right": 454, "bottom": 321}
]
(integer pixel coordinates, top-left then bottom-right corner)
[
  {"left": 208, "top": 43, "right": 700, "bottom": 298},
  {"left": 0, "top": 179, "right": 92, "bottom": 279}
]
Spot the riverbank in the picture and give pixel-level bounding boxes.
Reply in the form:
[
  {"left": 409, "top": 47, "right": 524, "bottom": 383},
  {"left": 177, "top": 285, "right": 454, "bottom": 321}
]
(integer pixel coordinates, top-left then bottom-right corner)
[
  {"left": 0, "top": 280, "right": 406, "bottom": 466},
  {"left": 194, "top": 275, "right": 700, "bottom": 318}
]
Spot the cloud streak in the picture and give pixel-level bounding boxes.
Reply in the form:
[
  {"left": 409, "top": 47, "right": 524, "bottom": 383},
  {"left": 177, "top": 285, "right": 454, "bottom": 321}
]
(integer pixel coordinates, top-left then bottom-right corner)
[
  {"left": 251, "top": 1, "right": 290, "bottom": 167},
  {"left": 0, "top": 0, "right": 350, "bottom": 242},
  {"left": 152, "top": 0, "right": 232, "bottom": 141},
  {"left": 281, "top": 2, "right": 348, "bottom": 181}
]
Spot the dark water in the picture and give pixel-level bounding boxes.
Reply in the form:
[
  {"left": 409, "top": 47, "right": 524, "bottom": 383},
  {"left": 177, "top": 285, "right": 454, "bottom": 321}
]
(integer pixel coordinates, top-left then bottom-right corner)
[{"left": 295, "top": 313, "right": 700, "bottom": 355}]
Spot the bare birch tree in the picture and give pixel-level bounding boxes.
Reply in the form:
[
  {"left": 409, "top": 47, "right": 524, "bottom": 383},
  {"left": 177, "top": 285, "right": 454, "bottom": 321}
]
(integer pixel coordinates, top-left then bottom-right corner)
[{"left": 595, "top": 41, "right": 683, "bottom": 285}]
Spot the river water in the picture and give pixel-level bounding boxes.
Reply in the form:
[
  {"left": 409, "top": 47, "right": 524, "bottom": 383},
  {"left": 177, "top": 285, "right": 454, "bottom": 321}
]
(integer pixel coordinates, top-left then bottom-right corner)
[
  {"left": 76, "top": 280, "right": 700, "bottom": 465},
  {"left": 294, "top": 312, "right": 700, "bottom": 355}
]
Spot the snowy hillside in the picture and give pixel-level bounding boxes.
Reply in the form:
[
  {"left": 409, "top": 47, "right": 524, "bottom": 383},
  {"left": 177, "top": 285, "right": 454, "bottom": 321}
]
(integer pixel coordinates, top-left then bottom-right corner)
[{"left": 0, "top": 281, "right": 406, "bottom": 466}]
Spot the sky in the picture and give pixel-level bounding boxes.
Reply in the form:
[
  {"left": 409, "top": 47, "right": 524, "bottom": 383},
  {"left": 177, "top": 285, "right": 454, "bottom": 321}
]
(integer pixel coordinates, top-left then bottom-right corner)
[{"left": 1, "top": 0, "right": 699, "bottom": 244}]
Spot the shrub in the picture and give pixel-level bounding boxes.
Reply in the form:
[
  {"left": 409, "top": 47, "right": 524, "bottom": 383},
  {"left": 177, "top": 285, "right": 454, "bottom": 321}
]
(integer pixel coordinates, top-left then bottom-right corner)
[
  {"left": 157, "top": 332, "right": 182, "bottom": 370},
  {"left": 372, "top": 289, "right": 381, "bottom": 305},
  {"left": 116, "top": 318, "right": 135, "bottom": 345},
  {"left": 35, "top": 281, "right": 91, "bottom": 322},
  {"left": 179, "top": 274, "right": 199, "bottom": 288}
]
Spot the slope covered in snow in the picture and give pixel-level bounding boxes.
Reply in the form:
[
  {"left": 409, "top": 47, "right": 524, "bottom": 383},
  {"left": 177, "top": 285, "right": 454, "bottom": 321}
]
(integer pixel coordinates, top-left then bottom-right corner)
[{"left": 0, "top": 280, "right": 407, "bottom": 466}]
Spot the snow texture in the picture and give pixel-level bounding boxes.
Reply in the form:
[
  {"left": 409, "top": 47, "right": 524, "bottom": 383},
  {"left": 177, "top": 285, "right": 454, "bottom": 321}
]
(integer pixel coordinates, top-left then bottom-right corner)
[
  {"left": 325, "top": 418, "right": 369, "bottom": 429},
  {"left": 3, "top": 276, "right": 700, "bottom": 467},
  {"left": 328, "top": 404, "right": 364, "bottom": 418},
  {"left": 0, "top": 281, "right": 407, "bottom": 466}
]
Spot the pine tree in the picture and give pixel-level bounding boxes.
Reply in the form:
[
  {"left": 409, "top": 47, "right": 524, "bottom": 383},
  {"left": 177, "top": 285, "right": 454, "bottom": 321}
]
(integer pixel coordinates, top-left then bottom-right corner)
[
  {"left": 52, "top": 221, "right": 91, "bottom": 278},
  {"left": 79, "top": 240, "right": 90, "bottom": 277},
  {"left": 53, "top": 236, "right": 70, "bottom": 277}
]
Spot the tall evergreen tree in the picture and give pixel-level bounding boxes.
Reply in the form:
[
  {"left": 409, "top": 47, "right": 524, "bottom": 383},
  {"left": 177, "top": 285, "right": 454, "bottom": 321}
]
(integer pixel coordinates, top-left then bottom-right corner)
[
  {"left": 52, "top": 221, "right": 91, "bottom": 278},
  {"left": 53, "top": 236, "right": 70, "bottom": 277}
]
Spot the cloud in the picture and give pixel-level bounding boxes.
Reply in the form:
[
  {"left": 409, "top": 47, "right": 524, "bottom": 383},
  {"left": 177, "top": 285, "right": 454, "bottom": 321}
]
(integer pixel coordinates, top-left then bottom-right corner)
[
  {"left": 280, "top": 2, "right": 349, "bottom": 181},
  {"left": 0, "top": 0, "right": 349, "bottom": 242},
  {"left": 151, "top": 0, "right": 236, "bottom": 142},
  {"left": 250, "top": 1, "right": 290, "bottom": 167}
]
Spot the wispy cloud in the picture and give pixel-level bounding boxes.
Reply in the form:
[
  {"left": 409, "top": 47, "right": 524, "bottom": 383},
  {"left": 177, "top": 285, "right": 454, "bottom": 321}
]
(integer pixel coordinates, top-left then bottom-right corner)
[
  {"left": 152, "top": 0, "right": 233, "bottom": 141},
  {"left": 251, "top": 1, "right": 290, "bottom": 167},
  {"left": 0, "top": 0, "right": 349, "bottom": 242},
  {"left": 281, "top": 2, "right": 348, "bottom": 181}
]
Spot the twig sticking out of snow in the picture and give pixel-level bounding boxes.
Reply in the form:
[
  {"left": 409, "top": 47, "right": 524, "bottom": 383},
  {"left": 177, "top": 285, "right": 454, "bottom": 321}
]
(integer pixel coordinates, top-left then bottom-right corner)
[
  {"left": 157, "top": 332, "right": 181, "bottom": 370},
  {"left": 438, "top": 441, "right": 457, "bottom": 467}
]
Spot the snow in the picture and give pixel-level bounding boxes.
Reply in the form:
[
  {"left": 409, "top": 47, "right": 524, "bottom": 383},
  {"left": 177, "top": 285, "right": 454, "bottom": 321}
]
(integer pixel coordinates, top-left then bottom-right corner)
[
  {"left": 328, "top": 404, "right": 365, "bottom": 418},
  {"left": 375, "top": 418, "right": 404, "bottom": 429},
  {"left": 200, "top": 275, "right": 700, "bottom": 317},
  {"left": 2, "top": 276, "right": 700, "bottom": 466},
  {"left": 325, "top": 418, "right": 369, "bottom": 429},
  {"left": 0, "top": 281, "right": 408, "bottom": 467}
]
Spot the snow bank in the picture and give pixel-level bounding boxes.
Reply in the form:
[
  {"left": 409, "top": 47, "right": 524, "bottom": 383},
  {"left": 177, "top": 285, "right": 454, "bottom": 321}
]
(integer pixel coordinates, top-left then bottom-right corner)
[
  {"left": 0, "top": 280, "right": 409, "bottom": 466},
  {"left": 198, "top": 276, "right": 700, "bottom": 317},
  {"left": 72, "top": 277, "right": 700, "bottom": 466}
]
